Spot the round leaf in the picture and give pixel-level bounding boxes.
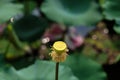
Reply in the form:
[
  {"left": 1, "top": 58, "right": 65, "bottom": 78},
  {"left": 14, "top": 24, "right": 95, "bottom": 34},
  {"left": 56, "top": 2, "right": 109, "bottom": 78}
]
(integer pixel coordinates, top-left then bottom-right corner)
[
  {"left": 13, "top": 15, "right": 49, "bottom": 42},
  {"left": 41, "top": 0, "right": 102, "bottom": 26},
  {"left": 102, "top": 0, "right": 120, "bottom": 21},
  {"left": 113, "top": 26, "right": 120, "bottom": 34},
  {"left": 0, "top": 60, "right": 79, "bottom": 80},
  {"left": 62, "top": 54, "right": 106, "bottom": 80},
  {"left": 0, "top": 3, "right": 23, "bottom": 24}
]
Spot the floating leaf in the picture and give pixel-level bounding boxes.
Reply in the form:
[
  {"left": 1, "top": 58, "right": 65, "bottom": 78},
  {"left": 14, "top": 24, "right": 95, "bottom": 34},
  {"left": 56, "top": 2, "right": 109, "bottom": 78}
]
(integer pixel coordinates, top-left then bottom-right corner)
[
  {"left": 63, "top": 54, "right": 106, "bottom": 80},
  {"left": 113, "top": 25, "right": 120, "bottom": 34},
  {"left": 102, "top": 0, "right": 120, "bottom": 20},
  {"left": 0, "top": 2, "right": 23, "bottom": 23},
  {"left": 0, "top": 0, "right": 14, "bottom": 3},
  {"left": 41, "top": 0, "right": 102, "bottom": 26},
  {"left": 13, "top": 15, "right": 49, "bottom": 42},
  {"left": 0, "top": 60, "right": 79, "bottom": 80}
]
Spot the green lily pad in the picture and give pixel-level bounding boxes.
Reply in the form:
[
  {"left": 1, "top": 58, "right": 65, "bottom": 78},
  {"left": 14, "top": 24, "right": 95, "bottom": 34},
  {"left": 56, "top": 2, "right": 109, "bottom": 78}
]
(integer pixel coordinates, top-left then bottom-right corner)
[
  {"left": 41, "top": 0, "right": 102, "bottom": 26},
  {"left": 113, "top": 25, "right": 120, "bottom": 34},
  {"left": 62, "top": 54, "right": 106, "bottom": 80},
  {"left": 0, "top": 0, "right": 13, "bottom": 3},
  {"left": 13, "top": 15, "right": 49, "bottom": 42},
  {"left": 102, "top": 0, "right": 120, "bottom": 20},
  {"left": 0, "top": 2, "right": 23, "bottom": 24},
  {"left": 0, "top": 60, "right": 79, "bottom": 80},
  {"left": 113, "top": 21, "right": 120, "bottom": 34}
]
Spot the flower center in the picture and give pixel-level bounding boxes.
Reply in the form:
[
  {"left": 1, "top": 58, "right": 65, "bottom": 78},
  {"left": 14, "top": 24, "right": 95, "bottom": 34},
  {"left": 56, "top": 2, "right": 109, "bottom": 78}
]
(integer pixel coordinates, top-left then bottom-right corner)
[{"left": 53, "top": 41, "right": 67, "bottom": 51}]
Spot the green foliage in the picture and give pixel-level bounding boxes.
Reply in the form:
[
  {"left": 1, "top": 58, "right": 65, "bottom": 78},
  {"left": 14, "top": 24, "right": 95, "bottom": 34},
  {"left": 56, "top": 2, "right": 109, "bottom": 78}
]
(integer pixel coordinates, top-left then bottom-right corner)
[
  {"left": 0, "top": 60, "right": 79, "bottom": 80},
  {"left": 0, "top": 38, "right": 25, "bottom": 60},
  {"left": 28, "top": 1, "right": 37, "bottom": 13},
  {"left": 9, "top": 56, "right": 35, "bottom": 70},
  {"left": 1, "top": 0, "right": 120, "bottom": 80},
  {"left": 41, "top": 0, "right": 102, "bottom": 26},
  {"left": 5, "top": 44, "right": 25, "bottom": 60},
  {"left": 82, "top": 25, "right": 120, "bottom": 64},
  {"left": 113, "top": 25, "right": 120, "bottom": 34},
  {"left": 0, "top": 0, "right": 14, "bottom": 3},
  {"left": 0, "top": 39, "right": 9, "bottom": 54},
  {"left": 0, "top": 1, "right": 23, "bottom": 24},
  {"left": 101, "top": 0, "right": 120, "bottom": 34},
  {"left": 6, "top": 24, "right": 25, "bottom": 49},
  {"left": 63, "top": 54, "right": 106, "bottom": 80},
  {"left": 13, "top": 15, "right": 49, "bottom": 42},
  {"left": 102, "top": 0, "right": 120, "bottom": 21}
]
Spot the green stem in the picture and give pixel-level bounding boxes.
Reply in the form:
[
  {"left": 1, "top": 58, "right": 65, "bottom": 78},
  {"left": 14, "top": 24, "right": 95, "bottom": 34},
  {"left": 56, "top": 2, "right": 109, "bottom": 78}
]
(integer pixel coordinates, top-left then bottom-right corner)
[
  {"left": 55, "top": 62, "right": 59, "bottom": 80},
  {"left": 4, "top": 43, "right": 10, "bottom": 56},
  {"left": 24, "top": 0, "right": 30, "bottom": 15}
]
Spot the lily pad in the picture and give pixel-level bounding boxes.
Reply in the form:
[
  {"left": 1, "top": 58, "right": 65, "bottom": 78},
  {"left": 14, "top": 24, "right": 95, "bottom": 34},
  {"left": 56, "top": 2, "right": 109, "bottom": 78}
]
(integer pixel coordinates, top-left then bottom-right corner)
[
  {"left": 0, "top": 0, "right": 14, "bottom": 3},
  {"left": 0, "top": 2, "right": 23, "bottom": 24},
  {"left": 62, "top": 54, "right": 106, "bottom": 80},
  {"left": 102, "top": 0, "right": 120, "bottom": 21},
  {"left": 41, "top": 0, "right": 102, "bottom": 26},
  {"left": 113, "top": 25, "right": 120, "bottom": 34},
  {"left": 0, "top": 60, "right": 79, "bottom": 80},
  {"left": 13, "top": 15, "right": 49, "bottom": 42}
]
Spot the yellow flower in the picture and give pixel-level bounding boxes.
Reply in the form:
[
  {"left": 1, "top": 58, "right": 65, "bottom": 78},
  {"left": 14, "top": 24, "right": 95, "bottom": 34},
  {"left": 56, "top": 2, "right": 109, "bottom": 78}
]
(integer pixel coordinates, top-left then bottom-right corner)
[{"left": 50, "top": 41, "right": 69, "bottom": 62}]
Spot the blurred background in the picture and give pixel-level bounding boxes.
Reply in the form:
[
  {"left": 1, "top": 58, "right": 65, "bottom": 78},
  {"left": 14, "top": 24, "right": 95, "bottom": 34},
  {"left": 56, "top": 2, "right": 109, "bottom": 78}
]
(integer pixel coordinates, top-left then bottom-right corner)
[{"left": 0, "top": 0, "right": 120, "bottom": 80}]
